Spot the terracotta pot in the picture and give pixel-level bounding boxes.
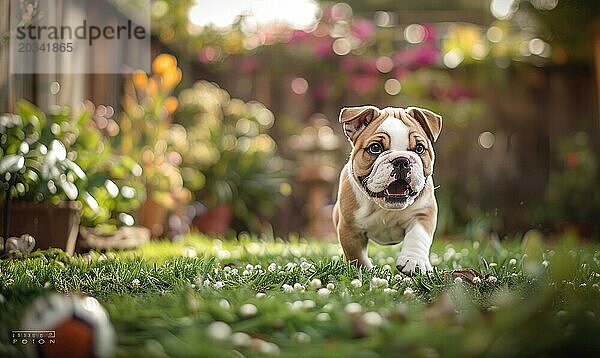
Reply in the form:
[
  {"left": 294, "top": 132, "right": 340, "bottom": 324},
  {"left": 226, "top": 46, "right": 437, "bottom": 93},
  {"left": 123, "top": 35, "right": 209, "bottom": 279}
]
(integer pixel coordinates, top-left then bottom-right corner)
[
  {"left": 0, "top": 201, "right": 82, "bottom": 255},
  {"left": 192, "top": 204, "right": 233, "bottom": 236},
  {"left": 137, "top": 198, "right": 169, "bottom": 238}
]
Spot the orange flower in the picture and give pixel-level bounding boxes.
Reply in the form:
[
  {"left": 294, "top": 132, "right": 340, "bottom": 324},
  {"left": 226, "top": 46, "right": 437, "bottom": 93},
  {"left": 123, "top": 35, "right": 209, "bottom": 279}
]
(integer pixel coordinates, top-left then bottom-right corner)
[
  {"left": 152, "top": 54, "right": 177, "bottom": 75},
  {"left": 164, "top": 96, "right": 179, "bottom": 113},
  {"left": 160, "top": 67, "right": 182, "bottom": 91},
  {"left": 132, "top": 70, "right": 148, "bottom": 89}
]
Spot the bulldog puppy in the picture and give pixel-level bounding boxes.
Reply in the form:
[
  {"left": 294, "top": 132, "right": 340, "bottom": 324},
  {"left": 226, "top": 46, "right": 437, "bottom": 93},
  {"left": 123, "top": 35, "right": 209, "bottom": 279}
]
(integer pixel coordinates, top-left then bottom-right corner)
[{"left": 333, "top": 105, "right": 442, "bottom": 275}]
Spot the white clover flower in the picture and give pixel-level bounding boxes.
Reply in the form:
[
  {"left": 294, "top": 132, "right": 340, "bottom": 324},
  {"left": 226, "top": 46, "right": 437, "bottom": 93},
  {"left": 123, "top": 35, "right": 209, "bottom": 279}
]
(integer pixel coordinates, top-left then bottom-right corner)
[
  {"left": 246, "top": 264, "right": 254, "bottom": 271},
  {"left": 350, "top": 279, "right": 362, "bottom": 288},
  {"left": 224, "top": 266, "right": 232, "bottom": 273},
  {"left": 285, "top": 262, "right": 298, "bottom": 270},
  {"left": 254, "top": 264, "right": 262, "bottom": 270},
  {"left": 542, "top": 260, "right": 549, "bottom": 268},
  {"left": 213, "top": 268, "right": 220, "bottom": 275},
  {"left": 230, "top": 332, "right": 252, "bottom": 347},
  {"left": 219, "top": 299, "right": 231, "bottom": 310},
  {"left": 317, "top": 288, "right": 330, "bottom": 296},
  {"left": 302, "top": 300, "right": 316, "bottom": 309},
  {"left": 363, "top": 311, "right": 384, "bottom": 327},
  {"left": 230, "top": 268, "right": 239, "bottom": 276},
  {"left": 300, "top": 261, "right": 313, "bottom": 271},
  {"left": 213, "top": 281, "right": 224, "bottom": 289},
  {"left": 292, "top": 331, "right": 311, "bottom": 343},
  {"left": 509, "top": 258, "right": 517, "bottom": 266},
  {"left": 472, "top": 277, "right": 482, "bottom": 284},
  {"left": 131, "top": 279, "right": 140, "bottom": 287},
  {"left": 256, "top": 292, "right": 266, "bottom": 298},
  {"left": 293, "top": 283, "right": 305, "bottom": 292},
  {"left": 383, "top": 288, "right": 397, "bottom": 293},
  {"left": 239, "top": 304, "right": 258, "bottom": 318},
  {"left": 243, "top": 270, "right": 251, "bottom": 276},
  {"left": 309, "top": 278, "right": 322, "bottom": 289},
  {"left": 393, "top": 274, "right": 402, "bottom": 281},
  {"left": 487, "top": 275, "right": 498, "bottom": 283},
  {"left": 282, "top": 284, "right": 294, "bottom": 293},
  {"left": 207, "top": 321, "right": 232, "bottom": 341},
  {"left": 454, "top": 277, "right": 463, "bottom": 284},
  {"left": 268, "top": 263, "right": 277, "bottom": 272},
  {"left": 344, "top": 302, "right": 362, "bottom": 315},
  {"left": 326, "top": 283, "right": 335, "bottom": 291},
  {"left": 316, "top": 312, "right": 330, "bottom": 321},
  {"left": 403, "top": 287, "right": 415, "bottom": 296}
]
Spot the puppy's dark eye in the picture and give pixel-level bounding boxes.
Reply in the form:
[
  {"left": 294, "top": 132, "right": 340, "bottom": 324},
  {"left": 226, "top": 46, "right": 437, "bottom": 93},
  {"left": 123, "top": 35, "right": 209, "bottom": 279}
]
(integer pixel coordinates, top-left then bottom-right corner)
[
  {"left": 367, "top": 142, "right": 383, "bottom": 155},
  {"left": 414, "top": 143, "right": 426, "bottom": 154}
]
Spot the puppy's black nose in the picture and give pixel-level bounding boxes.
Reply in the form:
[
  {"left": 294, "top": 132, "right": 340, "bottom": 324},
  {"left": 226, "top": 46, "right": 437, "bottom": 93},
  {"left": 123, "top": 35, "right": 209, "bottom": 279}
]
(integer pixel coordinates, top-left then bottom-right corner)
[{"left": 392, "top": 157, "right": 410, "bottom": 169}]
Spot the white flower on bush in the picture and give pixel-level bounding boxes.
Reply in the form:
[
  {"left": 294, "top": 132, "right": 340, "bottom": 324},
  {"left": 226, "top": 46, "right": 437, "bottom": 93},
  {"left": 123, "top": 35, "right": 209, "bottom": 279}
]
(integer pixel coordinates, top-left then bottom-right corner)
[
  {"left": 239, "top": 303, "right": 258, "bottom": 318},
  {"left": 207, "top": 321, "right": 232, "bottom": 341},
  {"left": 282, "top": 284, "right": 294, "bottom": 293},
  {"left": 309, "top": 278, "right": 322, "bottom": 289},
  {"left": 350, "top": 279, "right": 362, "bottom": 288}
]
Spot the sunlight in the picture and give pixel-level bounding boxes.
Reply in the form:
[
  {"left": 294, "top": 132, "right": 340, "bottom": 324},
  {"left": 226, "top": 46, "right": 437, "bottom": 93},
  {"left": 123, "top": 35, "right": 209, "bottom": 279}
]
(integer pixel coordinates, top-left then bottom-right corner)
[{"left": 188, "top": 0, "right": 320, "bottom": 30}]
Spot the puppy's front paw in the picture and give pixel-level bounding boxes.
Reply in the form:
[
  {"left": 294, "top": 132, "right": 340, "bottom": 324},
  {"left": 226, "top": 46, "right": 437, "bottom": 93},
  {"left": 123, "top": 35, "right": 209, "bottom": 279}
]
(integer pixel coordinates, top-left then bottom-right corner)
[{"left": 396, "top": 254, "right": 432, "bottom": 276}]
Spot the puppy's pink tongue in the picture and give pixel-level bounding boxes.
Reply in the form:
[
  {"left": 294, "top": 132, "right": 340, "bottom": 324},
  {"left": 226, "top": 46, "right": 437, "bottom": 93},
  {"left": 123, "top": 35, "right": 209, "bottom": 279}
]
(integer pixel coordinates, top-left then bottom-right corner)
[{"left": 385, "top": 180, "right": 410, "bottom": 196}]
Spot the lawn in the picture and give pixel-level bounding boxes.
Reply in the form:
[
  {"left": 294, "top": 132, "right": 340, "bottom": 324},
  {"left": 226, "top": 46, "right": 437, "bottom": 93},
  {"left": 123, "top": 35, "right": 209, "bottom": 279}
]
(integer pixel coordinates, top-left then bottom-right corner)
[{"left": 1, "top": 234, "right": 600, "bottom": 357}]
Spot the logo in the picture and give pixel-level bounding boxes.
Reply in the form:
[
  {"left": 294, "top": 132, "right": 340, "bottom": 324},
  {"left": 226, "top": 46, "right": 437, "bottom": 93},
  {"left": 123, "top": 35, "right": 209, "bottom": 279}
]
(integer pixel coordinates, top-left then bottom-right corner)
[{"left": 12, "top": 330, "right": 56, "bottom": 346}]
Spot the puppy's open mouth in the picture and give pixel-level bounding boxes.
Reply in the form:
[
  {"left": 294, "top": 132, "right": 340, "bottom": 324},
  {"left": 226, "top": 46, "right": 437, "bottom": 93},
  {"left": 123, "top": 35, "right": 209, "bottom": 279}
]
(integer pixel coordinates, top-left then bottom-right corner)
[{"left": 364, "top": 178, "right": 417, "bottom": 200}]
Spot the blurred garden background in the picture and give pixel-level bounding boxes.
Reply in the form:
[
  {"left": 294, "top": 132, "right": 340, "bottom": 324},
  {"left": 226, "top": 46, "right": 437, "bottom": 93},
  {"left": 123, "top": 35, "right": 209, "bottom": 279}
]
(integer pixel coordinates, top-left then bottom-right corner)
[{"left": 1, "top": 0, "right": 600, "bottom": 248}]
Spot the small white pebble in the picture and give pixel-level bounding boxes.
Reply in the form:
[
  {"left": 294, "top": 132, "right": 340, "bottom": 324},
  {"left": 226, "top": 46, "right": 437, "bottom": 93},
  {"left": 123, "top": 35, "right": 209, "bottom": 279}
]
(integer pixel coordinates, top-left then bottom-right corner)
[
  {"left": 294, "top": 283, "right": 305, "bottom": 292},
  {"left": 292, "top": 331, "right": 311, "bottom": 343},
  {"left": 351, "top": 279, "right": 362, "bottom": 288},
  {"left": 207, "top": 321, "right": 232, "bottom": 341},
  {"left": 309, "top": 278, "right": 322, "bottom": 289},
  {"left": 362, "top": 311, "right": 384, "bottom": 327},
  {"left": 230, "top": 332, "right": 252, "bottom": 347},
  {"left": 316, "top": 312, "right": 330, "bottom": 321},
  {"left": 345, "top": 302, "right": 362, "bottom": 315},
  {"left": 239, "top": 304, "right": 258, "bottom": 318},
  {"left": 317, "top": 288, "right": 330, "bottom": 296},
  {"left": 219, "top": 299, "right": 230, "bottom": 310},
  {"left": 302, "top": 300, "right": 316, "bottom": 309}
]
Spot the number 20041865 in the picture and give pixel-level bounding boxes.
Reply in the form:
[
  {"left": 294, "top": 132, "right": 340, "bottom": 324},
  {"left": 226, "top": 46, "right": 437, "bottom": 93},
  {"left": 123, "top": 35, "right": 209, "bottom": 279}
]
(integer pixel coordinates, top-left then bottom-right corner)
[{"left": 18, "top": 42, "right": 73, "bottom": 52}]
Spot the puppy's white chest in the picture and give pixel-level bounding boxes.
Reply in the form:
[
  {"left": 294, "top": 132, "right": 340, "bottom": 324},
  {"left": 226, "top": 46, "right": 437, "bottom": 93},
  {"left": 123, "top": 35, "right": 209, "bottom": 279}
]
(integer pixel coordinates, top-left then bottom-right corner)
[{"left": 359, "top": 210, "right": 407, "bottom": 245}]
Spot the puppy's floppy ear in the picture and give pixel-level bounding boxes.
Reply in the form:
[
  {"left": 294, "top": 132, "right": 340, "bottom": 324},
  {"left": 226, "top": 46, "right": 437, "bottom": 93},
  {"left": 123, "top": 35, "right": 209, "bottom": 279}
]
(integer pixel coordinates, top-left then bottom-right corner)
[
  {"left": 406, "top": 107, "right": 442, "bottom": 143},
  {"left": 339, "top": 105, "right": 379, "bottom": 142}
]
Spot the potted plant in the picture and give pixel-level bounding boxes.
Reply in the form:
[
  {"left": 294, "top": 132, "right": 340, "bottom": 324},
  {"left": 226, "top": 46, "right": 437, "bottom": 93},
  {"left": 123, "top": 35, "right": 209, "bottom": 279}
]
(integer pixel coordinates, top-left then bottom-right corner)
[
  {"left": 0, "top": 101, "right": 146, "bottom": 253},
  {"left": 117, "top": 54, "right": 189, "bottom": 237},
  {"left": 174, "top": 81, "right": 290, "bottom": 235}
]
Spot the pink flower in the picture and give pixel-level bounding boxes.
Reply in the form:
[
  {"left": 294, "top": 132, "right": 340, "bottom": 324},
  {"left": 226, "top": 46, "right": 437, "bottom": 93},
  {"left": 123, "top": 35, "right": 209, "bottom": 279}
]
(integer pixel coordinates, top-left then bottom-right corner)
[{"left": 351, "top": 20, "right": 375, "bottom": 41}]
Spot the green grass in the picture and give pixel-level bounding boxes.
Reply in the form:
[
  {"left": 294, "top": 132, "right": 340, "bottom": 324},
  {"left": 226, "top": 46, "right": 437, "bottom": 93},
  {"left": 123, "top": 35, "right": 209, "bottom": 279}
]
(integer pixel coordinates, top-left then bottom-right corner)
[{"left": 1, "top": 234, "right": 600, "bottom": 357}]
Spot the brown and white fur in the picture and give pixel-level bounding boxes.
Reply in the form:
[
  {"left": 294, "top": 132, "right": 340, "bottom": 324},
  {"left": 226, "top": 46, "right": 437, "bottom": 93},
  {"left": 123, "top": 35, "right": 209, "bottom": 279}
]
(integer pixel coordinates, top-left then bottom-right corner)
[{"left": 333, "top": 105, "right": 442, "bottom": 275}]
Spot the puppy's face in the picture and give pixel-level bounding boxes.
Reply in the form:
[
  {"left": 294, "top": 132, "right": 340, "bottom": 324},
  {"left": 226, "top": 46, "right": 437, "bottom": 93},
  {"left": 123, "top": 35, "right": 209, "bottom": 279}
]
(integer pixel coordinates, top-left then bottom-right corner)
[{"left": 340, "top": 105, "right": 442, "bottom": 210}]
